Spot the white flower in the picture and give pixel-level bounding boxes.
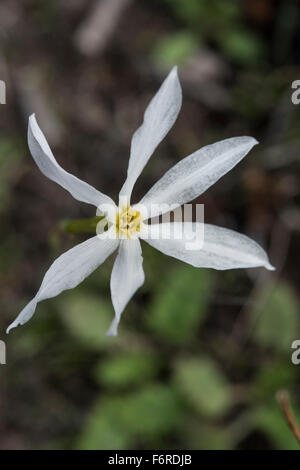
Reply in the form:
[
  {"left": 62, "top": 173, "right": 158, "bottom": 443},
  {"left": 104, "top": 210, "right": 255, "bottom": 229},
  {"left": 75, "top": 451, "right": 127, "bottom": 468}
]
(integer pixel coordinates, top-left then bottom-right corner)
[{"left": 7, "top": 66, "right": 274, "bottom": 336}]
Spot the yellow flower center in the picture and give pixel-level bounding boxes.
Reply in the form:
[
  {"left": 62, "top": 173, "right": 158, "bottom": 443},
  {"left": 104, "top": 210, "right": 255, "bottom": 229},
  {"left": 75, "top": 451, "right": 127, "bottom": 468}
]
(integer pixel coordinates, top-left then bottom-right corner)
[{"left": 116, "top": 206, "right": 142, "bottom": 238}]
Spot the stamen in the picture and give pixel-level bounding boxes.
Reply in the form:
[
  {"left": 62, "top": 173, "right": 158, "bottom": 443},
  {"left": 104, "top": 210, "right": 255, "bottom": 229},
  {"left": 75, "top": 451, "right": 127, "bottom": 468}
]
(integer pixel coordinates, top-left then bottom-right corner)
[{"left": 116, "top": 206, "right": 142, "bottom": 238}]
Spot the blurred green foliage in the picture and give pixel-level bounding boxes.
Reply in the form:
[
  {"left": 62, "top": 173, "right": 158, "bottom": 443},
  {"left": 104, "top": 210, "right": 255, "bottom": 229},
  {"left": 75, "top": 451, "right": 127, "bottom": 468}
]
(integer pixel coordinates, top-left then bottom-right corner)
[
  {"left": 94, "top": 353, "right": 159, "bottom": 389},
  {"left": 174, "top": 357, "right": 232, "bottom": 418},
  {"left": 1, "top": 0, "right": 300, "bottom": 452},
  {"left": 53, "top": 267, "right": 299, "bottom": 450},
  {"left": 253, "top": 404, "right": 300, "bottom": 450},
  {"left": 58, "top": 292, "right": 113, "bottom": 350},
  {"left": 77, "top": 385, "right": 182, "bottom": 450},
  {"left": 147, "top": 265, "right": 214, "bottom": 343},
  {"left": 152, "top": 32, "right": 198, "bottom": 68},
  {"left": 155, "top": 0, "right": 265, "bottom": 68},
  {"left": 253, "top": 282, "right": 299, "bottom": 353}
]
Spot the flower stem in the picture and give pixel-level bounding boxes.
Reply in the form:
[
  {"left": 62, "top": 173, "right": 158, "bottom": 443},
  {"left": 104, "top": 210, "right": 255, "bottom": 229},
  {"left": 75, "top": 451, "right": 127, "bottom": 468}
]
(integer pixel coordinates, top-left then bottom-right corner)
[{"left": 60, "top": 215, "right": 106, "bottom": 234}]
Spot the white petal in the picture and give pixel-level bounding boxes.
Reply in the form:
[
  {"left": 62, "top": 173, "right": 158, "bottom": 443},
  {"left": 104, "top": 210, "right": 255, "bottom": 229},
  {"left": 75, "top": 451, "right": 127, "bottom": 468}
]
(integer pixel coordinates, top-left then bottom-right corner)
[
  {"left": 7, "top": 235, "right": 119, "bottom": 333},
  {"left": 108, "top": 239, "right": 145, "bottom": 336},
  {"left": 28, "top": 114, "right": 114, "bottom": 208},
  {"left": 141, "top": 222, "right": 274, "bottom": 271},
  {"left": 139, "top": 136, "right": 258, "bottom": 218},
  {"left": 119, "top": 67, "right": 182, "bottom": 201}
]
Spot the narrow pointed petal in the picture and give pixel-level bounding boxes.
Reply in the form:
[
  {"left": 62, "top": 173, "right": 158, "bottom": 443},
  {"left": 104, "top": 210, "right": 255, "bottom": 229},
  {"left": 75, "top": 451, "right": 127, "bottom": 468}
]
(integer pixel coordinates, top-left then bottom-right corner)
[
  {"left": 28, "top": 114, "right": 114, "bottom": 208},
  {"left": 119, "top": 67, "right": 182, "bottom": 201},
  {"left": 141, "top": 222, "right": 274, "bottom": 271},
  {"left": 7, "top": 235, "right": 119, "bottom": 333},
  {"left": 139, "top": 136, "right": 258, "bottom": 218},
  {"left": 108, "top": 239, "right": 145, "bottom": 336}
]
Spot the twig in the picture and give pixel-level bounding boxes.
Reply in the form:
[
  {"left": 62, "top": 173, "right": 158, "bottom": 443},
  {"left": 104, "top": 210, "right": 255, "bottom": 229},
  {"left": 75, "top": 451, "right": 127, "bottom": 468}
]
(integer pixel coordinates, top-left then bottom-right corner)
[{"left": 276, "top": 390, "right": 300, "bottom": 446}]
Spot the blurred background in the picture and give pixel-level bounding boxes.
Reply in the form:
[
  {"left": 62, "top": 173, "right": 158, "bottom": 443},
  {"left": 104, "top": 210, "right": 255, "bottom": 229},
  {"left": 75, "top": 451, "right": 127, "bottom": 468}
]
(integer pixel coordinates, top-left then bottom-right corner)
[{"left": 0, "top": 0, "right": 300, "bottom": 450}]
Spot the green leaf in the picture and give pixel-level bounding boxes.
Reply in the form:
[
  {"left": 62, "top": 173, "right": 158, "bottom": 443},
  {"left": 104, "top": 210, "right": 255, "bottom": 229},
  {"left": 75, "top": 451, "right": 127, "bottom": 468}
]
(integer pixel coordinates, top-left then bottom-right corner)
[
  {"left": 152, "top": 32, "right": 198, "bottom": 69},
  {"left": 58, "top": 291, "right": 113, "bottom": 349},
  {"left": 78, "top": 384, "right": 182, "bottom": 449},
  {"left": 117, "top": 384, "right": 182, "bottom": 438},
  {"left": 181, "top": 417, "right": 233, "bottom": 449},
  {"left": 219, "top": 29, "right": 265, "bottom": 65},
  {"left": 253, "top": 282, "right": 300, "bottom": 353},
  {"left": 174, "top": 357, "right": 232, "bottom": 418},
  {"left": 252, "top": 361, "right": 296, "bottom": 401},
  {"left": 94, "top": 353, "right": 159, "bottom": 388},
  {"left": 77, "top": 398, "right": 132, "bottom": 450},
  {"left": 147, "top": 265, "right": 214, "bottom": 344}
]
